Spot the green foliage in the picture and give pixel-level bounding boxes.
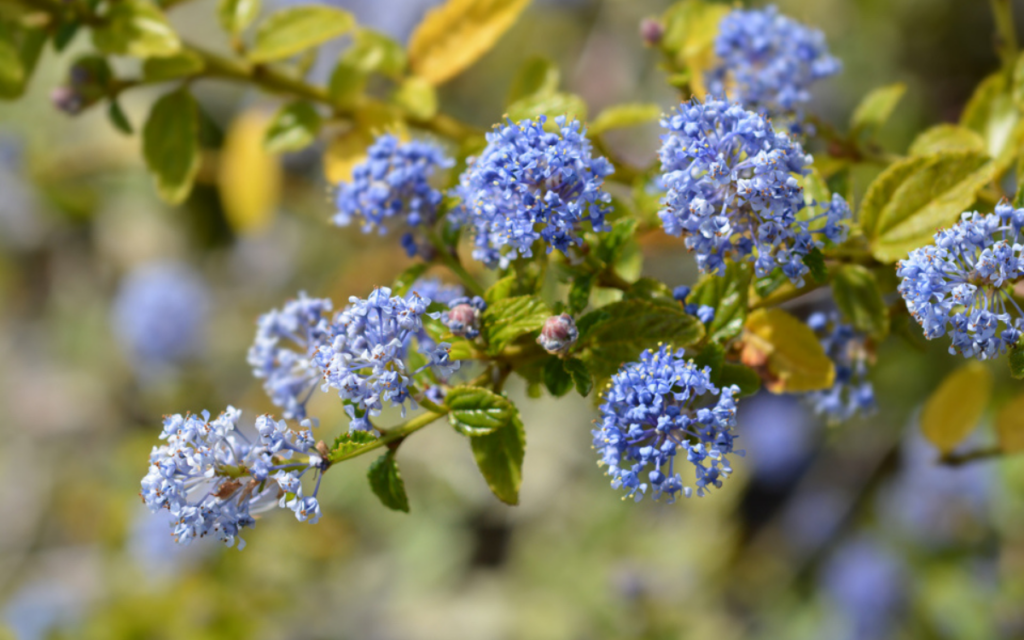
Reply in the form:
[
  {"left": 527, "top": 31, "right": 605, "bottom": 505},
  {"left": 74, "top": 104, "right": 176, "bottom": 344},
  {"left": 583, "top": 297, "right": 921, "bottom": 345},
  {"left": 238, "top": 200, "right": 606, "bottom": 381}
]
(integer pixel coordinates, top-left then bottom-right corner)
[
  {"left": 542, "top": 357, "right": 574, "bottom": 397},
  {"left": 264, "top": 102, "right": 322, "bottom": 153},
  {"left": 589, "top": 103, "right": 661, "bottom": 135},
  {"left": 218, "top": 0, "right": 261, "bottom": 35},
  {"left": 481, "top": 295, "right": 550, "bottom": 355},
  {"left": 507, "top": 91, "right": 588, "bottom": 122},
  {"left": 0, "top": 19, "right": 46, "bottom": 99},
  {"left": 446, "top": 386, "right": 515, "bottom": 436},
  {"left": 142, "top": 51, "right": 205, "bottom": 82},
  {"left": 562, "top": 357, "right": 593, "bottom": 396},
  {"left": 802, "top": 247, "right": 828, "bottom": 284},
  {"left": 921, "top": 363, "right": 991, "bottom": 455},
  {"left": 831, "top": 265, "right": 890, "bottom": 339},
  {"left": 507, "top": 56, "right": 559, "bottom": 105},
  {"left": 92, "top": 0, "right": 180, "bottom": 58},
  {"left": 850, "top": 83, "right": 906, "bottom": 138},
  {"left": 394, "top": 76, "right": 439, "bottom": 120},
  {"left": 367, "top": 451, "right": 410, "bottom": 512},
  {"left": 142, "top": 88, "right": 200, "bottom": 205},
  {"left": 248, "top": 6, "right": 355, "bottom": 63},
  {"left": 329, "top": 429, "right": 378, "bottom": 461},
  {"left": 469, "top": 408, "right": 526, "bottom": 505},
  {"left": 689, "top": 261, "right": 752, "bottom": 343},
  {"left": 909, "top": 124, "right": 986, "bottom": 156}
]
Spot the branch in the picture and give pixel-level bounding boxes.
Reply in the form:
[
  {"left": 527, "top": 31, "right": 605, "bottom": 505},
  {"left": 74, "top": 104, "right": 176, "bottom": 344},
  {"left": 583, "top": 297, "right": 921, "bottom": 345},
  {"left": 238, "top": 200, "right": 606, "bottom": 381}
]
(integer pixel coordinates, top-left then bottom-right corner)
[{"left": 939, "top": 445, "right": 1003, "bottom": 466}]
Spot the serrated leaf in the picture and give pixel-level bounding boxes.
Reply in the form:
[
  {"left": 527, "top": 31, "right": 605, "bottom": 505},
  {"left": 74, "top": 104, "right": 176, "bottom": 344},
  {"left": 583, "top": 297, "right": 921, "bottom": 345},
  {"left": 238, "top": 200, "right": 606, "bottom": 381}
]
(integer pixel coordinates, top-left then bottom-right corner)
[
  {"left": 567, "top": 273, "right": 594, "bottom": 314},
  {"left": 218, "top": 0, "right": 260, "bottom": 35},
  {"left": 997, "top": 394, "right": 1024, "bottom": 453},
  {"left": 802, "top": 247, "right": 828, "bottom": 283},
  {"left": 469, "top": 407, "right": 525, "bottom": 505},
  {"left": 446, "top": 386, "right": 513, "bottom": 436},
  {"left": 542, "top": 357, "right": 573, "bottom": 397},
  {"left": 562, "top": 356, "right": 592, "bottom": 396},
  {"left": 579, "top": 299, "right": 705, "bottom": 379},
  {"left": 409, "top": 0, "right": 531, "bottom": 85},
  {"left": 219, "top": 110, "right": 281, "bottom": 234},
  {"left": 689, "top": 260, "right": 752, "bottom": 343},
  {"left": 481, "top": 295, "right": 550, "bottom": 355},
  {"left": 393, "top": 75, "right": 438, "bottom": 120},
  {"left": 909, "top": 124, "right": 986, "bottom": 157},
  {"left": 507, "top": 55, "right": 558, "bottom": 105},
  {"left": 92, "top": 0, "right": 180, "bottom": 58},
  {"left": 143, "top": 88, "right": 200, "bottom": 205},
  {"left": 142, "top": 51, "right": 205, "bottom": 82},
  {"left": 744, "top": 308, "right": 835, "bottom": 394},
  {"left": 850, "top": 83, "right": 906, "bottom": 137},
  {"left": 264, "top": 101, "right": 322, "bottom": 153},
  {"left": 107, "top": 100, "right": 132, "bottom": 135},
  {"left": 367, "top": 451, "right": 410, "bottom": 512},
  {"left": 330, "top": 429, "right": 378, "bottom": 460},
  {"left": 248, "top": 6, "right": 354, "bottom": 63},
  {"left": 589, "top": 103, "right": 661, "bottom": 136},
  {"left": 484, "top": 275, "right": 517, "bottom": 304},
  {"left": 921, "top": 362, "right": 992, "bottom": 455},
  {"left": 831, "top": 265, "right": 889, "bottom": 339},
  {"left": 507, "top": 91, "right": 587, "bottom": 123}
]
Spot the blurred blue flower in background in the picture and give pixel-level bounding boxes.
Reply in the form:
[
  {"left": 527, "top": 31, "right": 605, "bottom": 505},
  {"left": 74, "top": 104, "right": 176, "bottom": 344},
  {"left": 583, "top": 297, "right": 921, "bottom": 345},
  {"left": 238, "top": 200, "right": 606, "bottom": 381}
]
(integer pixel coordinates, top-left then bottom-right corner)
[
  {"left": 805, "top": 312, "right": 876, "bottom": 422},
  {"left": 820, "top": 536, "right": 906, "bottom": 640},
  {"left": 738, "top": 392, "right": 815, "bottom": 487},
  {"left": 111, "top": 260, "right": 210, "bottom": 374}
]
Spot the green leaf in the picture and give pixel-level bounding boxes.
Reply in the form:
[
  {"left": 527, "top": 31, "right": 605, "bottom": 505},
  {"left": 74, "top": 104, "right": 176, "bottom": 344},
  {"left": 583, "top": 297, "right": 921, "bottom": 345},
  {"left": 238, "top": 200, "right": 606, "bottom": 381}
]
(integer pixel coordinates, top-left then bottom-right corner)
[
  {"left": 446, "top": 386, "right": 514, "bottom": 436},
  {"left": 484, "top": 275, "right": 517, "bottom": 304},
  {"left": 996, "top": 394, "right": 1024, "bottom": 453},
  {"left": 623, "top": 277, "right": 674, "bottom": 302},
  {"left": 921, "top": 362, "right": 991, "bottom": 454},
  {"left": 391, "top": 263, "right": 430, "bottom": 297},
  {"left": 1010, "top": 338, "right": 1024, "bottom": 379},
  {"left": 507, "top": 91, "right": 587, "bottom": 122},
  {"left": 343, "top": 29, "right": 407, "bottom": 78},
  {"left": 393, "top": 75, "right": 438, "bottom": 120},
  {"left": 579, "top": 298, "right": 705, "bottom": 379},
  {"left": 692, "top": 343, "right": 724, "bottom": 378},
  {"left": 408, "top": 0, "right": 532, "bottom": 85},
  {"left": 367, "top": 451, "right": 410, "bottom": 512},
  {"left": 469, "top": 408, "right": 526, "bottom": 505},
  {"left": 107, "top": 100, "right": 133, "bottom": 135},
  {"left": 718, "top": 363, "right": 761, "bottom": 397},
  {"left": 689, "top": 260, "right": 752, "bottom": 343},
  {"left": 542, "top": 357, "right": 573, "bottom": 397},
  {"left": 327, "top": 62, "right": 367, "bottom": 108},
  {"left": 660, "top": 0, "right": 730, "bottom": 96},
  {"left": 0, "top": 22, "right": 46, "bottom": 99},
  {"left": 562, "top": 356, "right": 593, "bottom": 396},
  {"left": 831, "top": 265, "right": 889, "bottom": 339},
  {"left": 0, "top": 37, "right": 23, "bottom": 99},
  {"left": 744, "top": 308, "right": 835, "bottom": 393},
  {"left": 248, "top": 6, "right": 355, "bottom": 63},
  {"left": 589, "top": 103, "right": 661, "bottom": 136},
  {"left": 909, "top": 124, "right": 986, "bottom": 157},
  {"left": 264, "top": 101, "right": 322, "bottom": 153},
  {"left": 142, "top": 50, "right": 205, "bottom": 82},
  {"left": 850, "top": 83, "right": 906, "bottom": 137},
  {"left": 802, "top": 247, "right": 828, "bottom": 283},
  {"left": 142, "top": 88, "right": 200, "bottom": 205},
  {"left": 567, "top": 273, "right": 595, "bottom": 314},
  {"left": 752, "top": 268, "right": 786, "bottom": 299},
  {"left": 962, "top": 72, "right": 1019, "bottom": 158},
  {"left": 861, "top": 151, "right": 995, "bottom": 262},
  {"left": 507, "top": 55, "right": 559, "bottom": 105},
  {"left": 92, "top": 0, "right": 180, "bottom": 58},
  {"left": 218, "top": 0, "right": 261, "bottom": 35},
  {"left": 481, "top": 295, "right": 550, "bottom": 355},
  {"left": 330, "top": 429, "right": 378, "bottom": 460},
  {"left": 53, "top": 21, "right": 80, "bottom": 52},
  {"left": 596, "top": 217, "right": 638, "bottom": 265}
]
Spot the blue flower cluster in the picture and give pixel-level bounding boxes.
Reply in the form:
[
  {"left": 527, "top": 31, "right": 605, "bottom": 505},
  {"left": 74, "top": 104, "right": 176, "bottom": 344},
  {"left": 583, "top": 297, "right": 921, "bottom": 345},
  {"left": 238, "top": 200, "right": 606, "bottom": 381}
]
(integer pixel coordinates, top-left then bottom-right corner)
[
  {"left": 315, "top": 287, "right": 458, "bottom": 431},
  {"left": 658, "top": 97, "right": 849, "bottom": 285},
  {"left": 593, "top": 346, "right": 742, "bottom": 502},
  {"left": 112, "top": 261, "right": 210, "bottom": 371},
  {"left": 897, "top": 204, "right": 1024, "bottom": 360},
  {"left": 455, "top": 116, "right": 614, "bottom": 268},
  {"left": 805, "top": 312, "right": 876, "bottom": 421},
  {"left": 708, "top": 5, "right": 841, "bottom": 121},
  {"left": 247, "top": 293, "right": 333, "bottom": 420},
  {"left": 332, "top": 134, "right": 453, "bottom": 258},
  {"left": 140, "top": 407, "right": 325, "bottom": 549}
]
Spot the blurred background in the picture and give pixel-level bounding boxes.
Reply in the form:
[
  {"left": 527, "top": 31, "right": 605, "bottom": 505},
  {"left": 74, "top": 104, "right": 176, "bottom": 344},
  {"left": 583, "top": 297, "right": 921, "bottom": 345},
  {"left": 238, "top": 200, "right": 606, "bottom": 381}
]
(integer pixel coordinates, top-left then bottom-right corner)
[{"left": 3, "top": 0, "right": 1024, "bottom": 638}]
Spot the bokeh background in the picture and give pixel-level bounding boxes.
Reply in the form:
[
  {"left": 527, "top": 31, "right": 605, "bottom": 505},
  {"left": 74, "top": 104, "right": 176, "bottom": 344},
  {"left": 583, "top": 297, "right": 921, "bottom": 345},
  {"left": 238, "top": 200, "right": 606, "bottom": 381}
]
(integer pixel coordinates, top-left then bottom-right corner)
[{"left": 3, "top": 0, "right": 1024, "bottom": 638}]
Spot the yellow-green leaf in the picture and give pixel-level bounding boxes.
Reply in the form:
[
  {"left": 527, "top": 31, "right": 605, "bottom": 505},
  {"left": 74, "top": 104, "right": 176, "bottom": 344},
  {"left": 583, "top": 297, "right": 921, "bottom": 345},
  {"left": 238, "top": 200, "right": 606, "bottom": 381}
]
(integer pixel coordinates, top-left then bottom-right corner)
[
  {"left": 996, "top": 394, "right": 1024, "bottom": 453},
  {"left": 0, "top": 37, "right": 22, "bottom": 98},
  {"left": 408, "top": 0, "right": 532, "bottom": 86},
  {"left": 469, "top": 408, "right": 525, "bottom": 505},
  {"left": 661, "top": 0, "right": 730, "bottom": 97},
  {"left": 393, "top": 76, "right": 438, "bottom": 121},
  {"left": 264, "top": 101, "right": 321, "bottom": 153},
  {"left": 744, "top": 308, "right": 835, "bottom": 394},
  {"left": 850, "top": 83, "right": 906, "bottom": 137},
  {"left": 589, "top": 103, "right": 661, "bottom": 136},
  {"left": 218, "top": 0, "right": 261, "bottom": 35},
  {"left": 219, "top": 110, "right": 281, "bottom": 234},
  {"left": 909, "top": 124, "right": 986, "bottom": 157},
  {"left": 92, "top": 0, "right": 180, "bottom": 58},
  {"left": 506, "top": 55, "right": 558, "bottom": 105},
  {"left": 142, "top": 88, "right": 200, "bottom": 205},
  {"left": 248, "top": 6, "right": 354, "bottom": 63},
  {"left": 831, "top": 265, "right": 890, "bottom": 339},
  {"left": 961, "top": 72, "right": 1019, "bottom": 159},
  {"left": 142, "top": 50, "right": 205, "bottom": 82},
  {"left": 921, "top": 363, "right": 992, "bottom": 454},
  {"left": 344, "top": 29, "right": 406, "bottom": 78},
  {"left": 507, "top": 91, "right": 587, "bottom": 122}
]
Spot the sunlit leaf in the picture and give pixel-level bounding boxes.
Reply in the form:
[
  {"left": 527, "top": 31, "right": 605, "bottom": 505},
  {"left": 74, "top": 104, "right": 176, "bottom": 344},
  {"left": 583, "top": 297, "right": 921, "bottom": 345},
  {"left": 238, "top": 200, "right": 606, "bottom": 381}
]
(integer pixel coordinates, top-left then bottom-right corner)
[
  {"left": 248, "top": 6, "right": 354, "bottom": 63},
  {"left": 142, "top": 88, "right": 200, "bottom": 205},
  {"left": 831, "top": 265, "right": 889, "bottom": 339},
  {"left": 481, "top": 295, "right": 550, "bottom": 355},
  {"left": 264, "top": 101, "right": 321, "bottom": 153},
  {"left": 92, "top": 0, "right": 180, "bottom": 58},
  {"left": 219, "top": 110, "right": 281, "bottom": 234},
  {"left": 996, "top": 393, "right": 1024, "bottom": 453},
  {"left": 469, "top": 406, "right": 526, "bottom": 505},
  {"left": 744, "top": 308, "right": 835, "bottom": 393},
  {"left": 921, "top": 362, "right": 991, "bottom": 455},
  {"left": 142, "top": 50, "right": 205, "bottom": 82},
  {"left": 850, "top": 83, "right": 906, "bottom": 137},
  {"left": 589, "top": 103, "right": 661, "bottom": 136},
  {"left": 367, "top": 451, "right": 410, "bottom": 512},
  {"left": 446, "top": 386, "right": 514, "bottom": 436},
  {"left": 909, "top": 124, "right": 986, "bottom": 157},
  {"left": 218, "top": 0, "right": 261, "bottom": 35}
]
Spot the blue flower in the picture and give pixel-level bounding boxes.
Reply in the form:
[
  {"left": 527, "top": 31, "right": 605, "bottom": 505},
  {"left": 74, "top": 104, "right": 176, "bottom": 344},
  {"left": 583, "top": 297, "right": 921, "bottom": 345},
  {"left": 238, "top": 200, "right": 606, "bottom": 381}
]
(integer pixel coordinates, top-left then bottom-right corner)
[
  {"left": 805, "top": 312, "right": 876, "bottom": 421},
  {"left": 314, "top": 287, "right": 458, "bottom": 430},
  {"left": 140, "top": 408, "right": 325, "bottom": 549},
  {"left": 708, "top": 5, "right": 841, "bottom": 122},
  {"left": 592, "top": 346, "right": 742, "bottom": 502},
  {"left": 820, "top": 536, "right": 906, "bottom": 640},
  {"left": 332, "top": 134, "right": 453, "bottom": 258},
  {"left": 897, "top": 205, "right": 1024, "bottom": 360},
  {"left": 658, "top": 97, "right": 849, "bottom": 285},
  {"left": 408, "top": 277, "right": 464, "bottom": 307},
  {"left": 247, "top": 293, "right": 333, "bottom": 420},
  {"left": 454, "top": 115, "right": 614, "bottom": 268},
  {"left": 112, "top": 261, "right": 210, "bottom": 372},
  {"left": 672, "top": 284, "right": 716, "bottom": 324}
]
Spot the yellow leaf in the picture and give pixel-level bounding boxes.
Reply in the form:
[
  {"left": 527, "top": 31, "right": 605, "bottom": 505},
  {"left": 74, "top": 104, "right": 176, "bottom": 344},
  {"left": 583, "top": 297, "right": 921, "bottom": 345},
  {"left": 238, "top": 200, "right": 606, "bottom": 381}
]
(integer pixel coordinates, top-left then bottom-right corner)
[
  {"left": 661, "top": 1, "right": 729, "bottom": 98},
  {"left": 921, "top": 363, "right": 992, "bottom": 455},
  {"left": 408, "top": 0, "right": 532, "bottom": 86},
  {"left": 996, "top": 393, "right": 1024, "bottom": 453},
  {"left": 323, "top": 127, "right": 373, "bottom": 184},
  {"left": 219, "top": 110, "right": 281, "bottom": 235},
  {"left": 744, "top": 308, "right": 835, "bottom": 393}
]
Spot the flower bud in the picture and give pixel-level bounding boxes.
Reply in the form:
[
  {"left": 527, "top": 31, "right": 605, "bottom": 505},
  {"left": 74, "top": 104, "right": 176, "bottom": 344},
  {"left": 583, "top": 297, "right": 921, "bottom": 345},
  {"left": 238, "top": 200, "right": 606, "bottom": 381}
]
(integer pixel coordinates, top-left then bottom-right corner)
[
  {"left": 538, "top": 313, "right": 578, "bottom": 355},
  {"left": 640, "top": 18, "right": 664, "bottom": 47},
  {"left": 50, "top": 86, "right": 84, "bottom": 115},
  {"left": 443, "top": 296, "right": 486, "bottom": 339}
]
